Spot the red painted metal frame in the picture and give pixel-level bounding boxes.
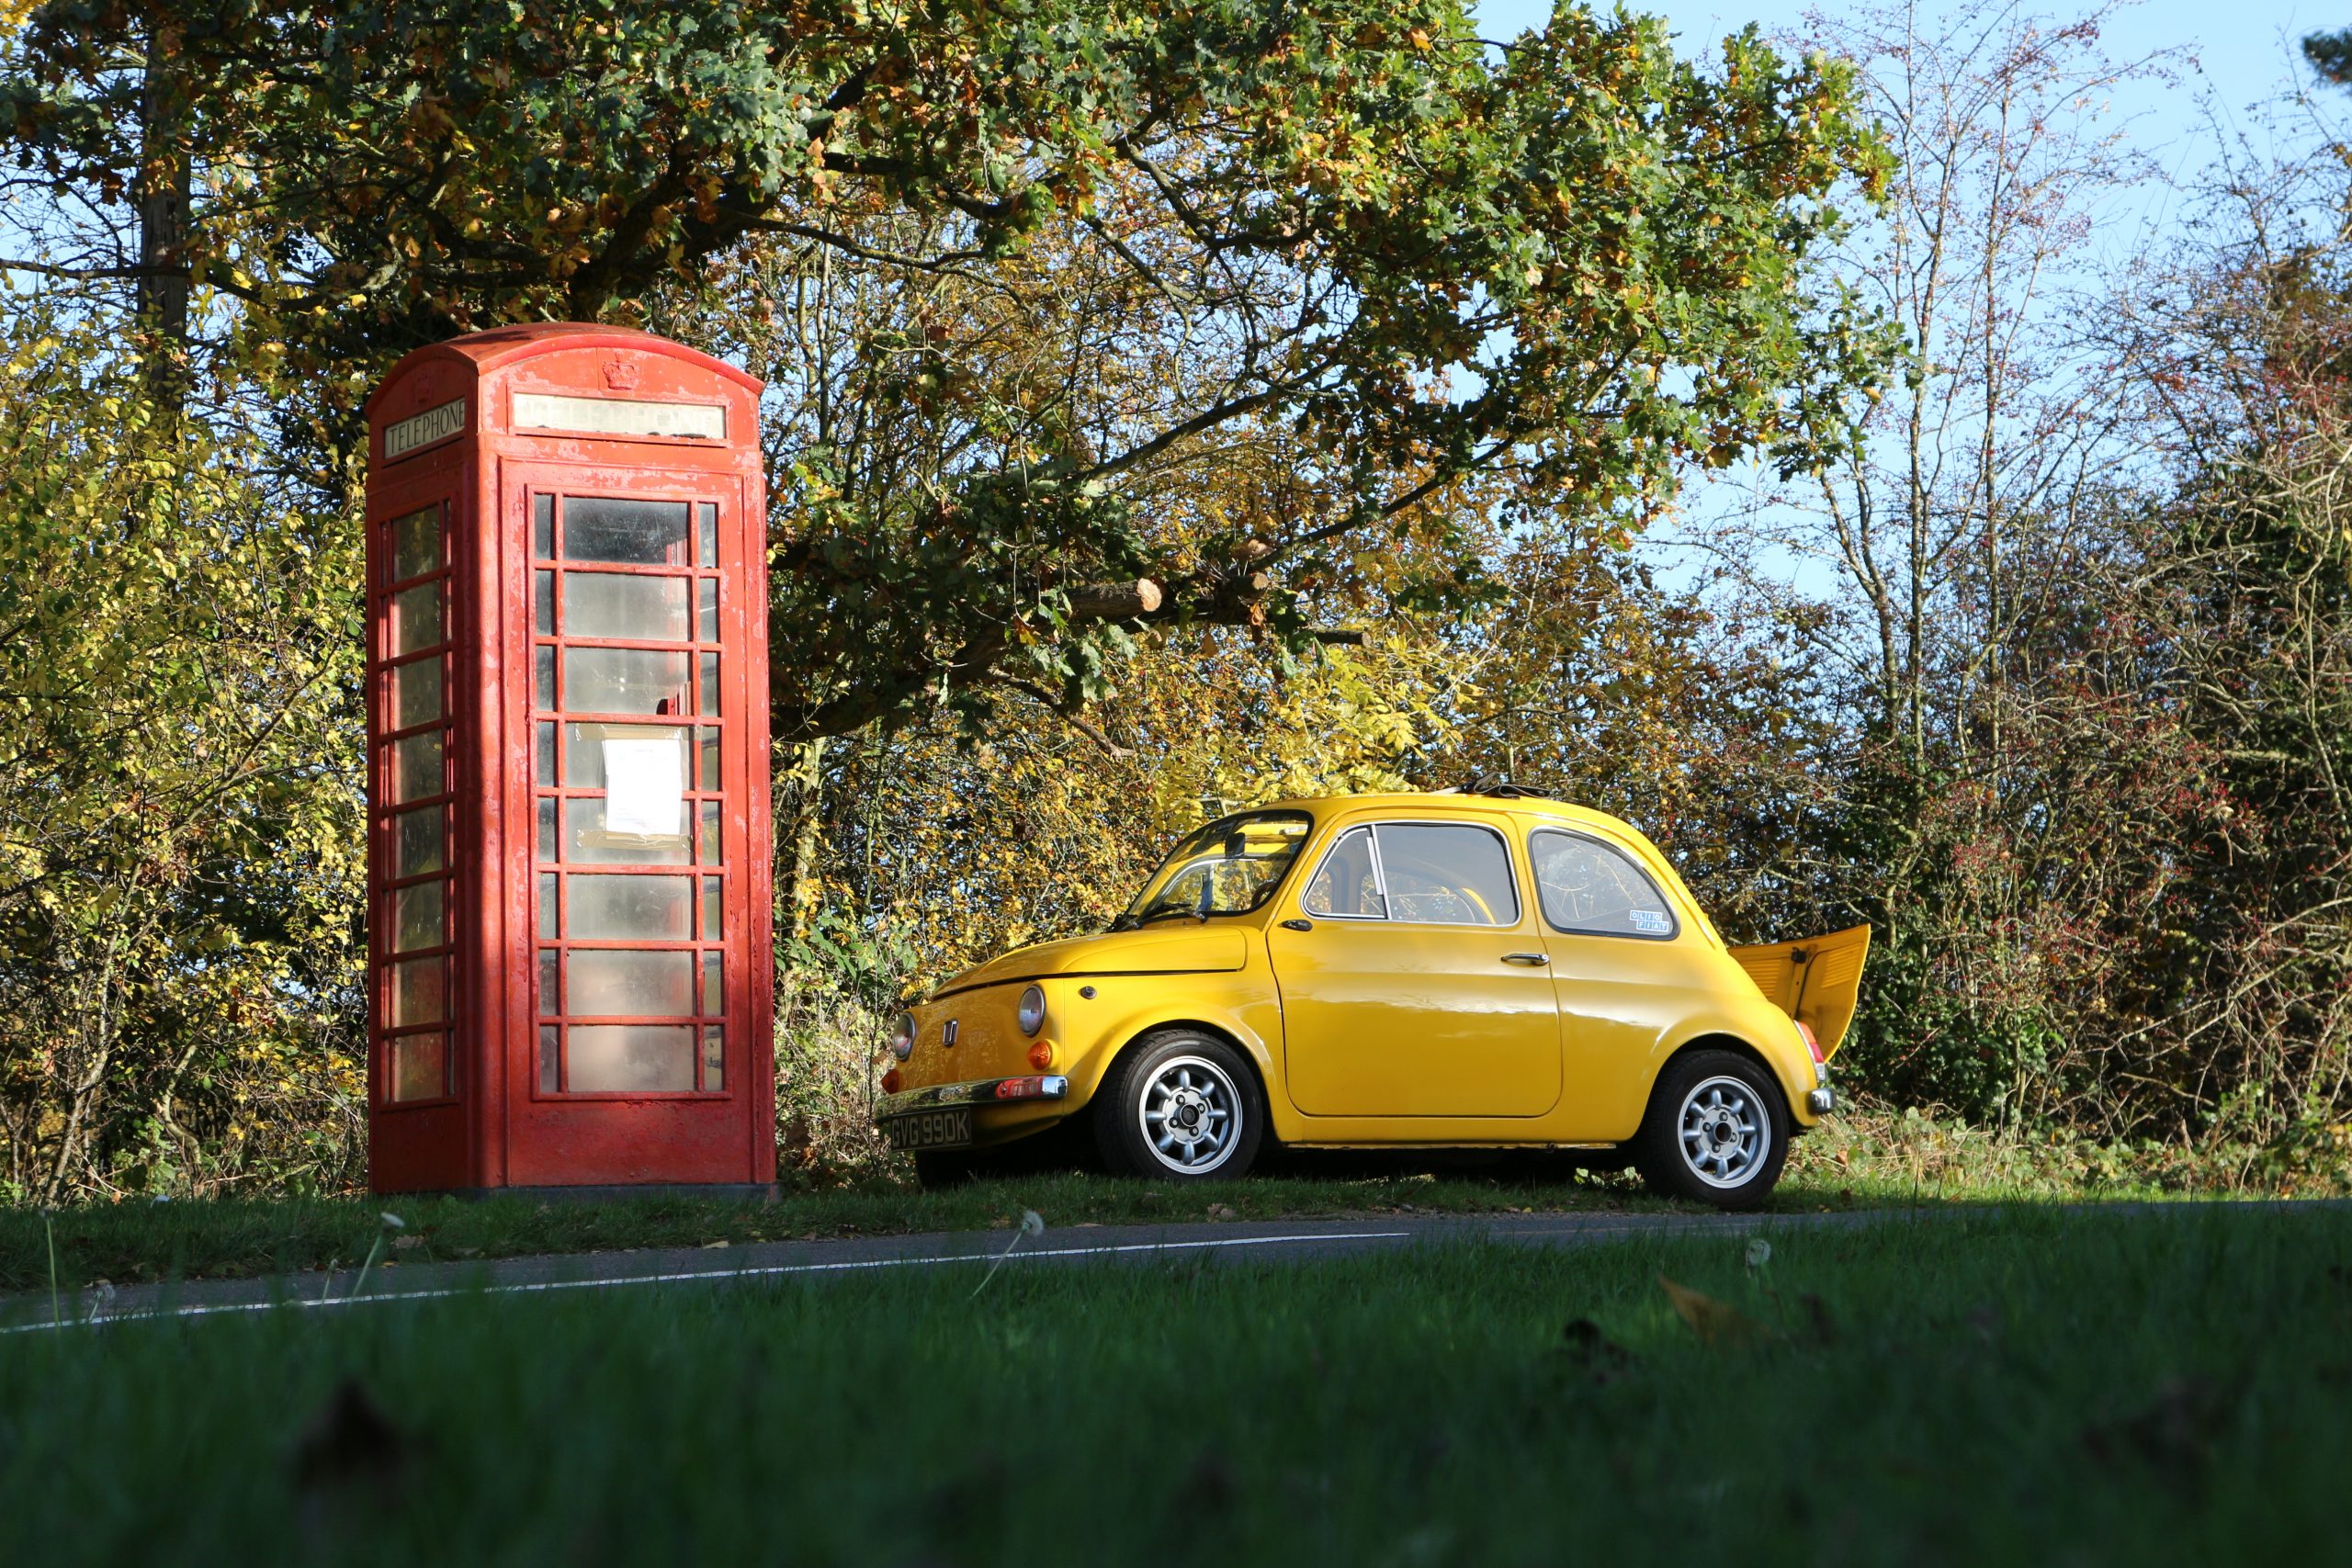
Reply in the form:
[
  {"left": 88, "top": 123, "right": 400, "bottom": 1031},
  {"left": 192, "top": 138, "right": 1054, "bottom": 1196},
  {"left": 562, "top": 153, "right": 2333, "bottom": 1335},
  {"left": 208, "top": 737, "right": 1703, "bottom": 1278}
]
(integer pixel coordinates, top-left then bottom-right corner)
[{"left": 363, "top": 324, "right": 775, "bottom": 1194}]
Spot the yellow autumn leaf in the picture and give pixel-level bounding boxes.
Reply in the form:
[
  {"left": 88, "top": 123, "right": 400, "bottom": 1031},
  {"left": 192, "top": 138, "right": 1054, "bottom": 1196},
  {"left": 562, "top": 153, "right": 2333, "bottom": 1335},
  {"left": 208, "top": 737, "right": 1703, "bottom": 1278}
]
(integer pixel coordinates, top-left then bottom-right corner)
[{"left": 1657, "top": 1273, "right": 1769, "bottom": 1347}]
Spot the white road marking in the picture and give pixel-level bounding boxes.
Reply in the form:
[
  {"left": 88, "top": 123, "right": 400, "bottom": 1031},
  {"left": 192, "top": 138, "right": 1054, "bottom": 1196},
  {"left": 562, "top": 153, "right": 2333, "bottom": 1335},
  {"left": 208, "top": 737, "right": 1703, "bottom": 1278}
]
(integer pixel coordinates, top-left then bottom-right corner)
[{"left": 1, "top": 1230, "right": 1417, "bottom": 1336}]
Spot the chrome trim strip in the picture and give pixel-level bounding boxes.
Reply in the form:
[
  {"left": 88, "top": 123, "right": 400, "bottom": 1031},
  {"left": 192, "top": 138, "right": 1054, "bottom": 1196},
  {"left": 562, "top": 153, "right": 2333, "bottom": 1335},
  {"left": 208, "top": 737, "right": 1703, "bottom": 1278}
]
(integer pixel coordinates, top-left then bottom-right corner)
[{"left": 876, "top": 1075, "right": 1072, "bottom": 1121}]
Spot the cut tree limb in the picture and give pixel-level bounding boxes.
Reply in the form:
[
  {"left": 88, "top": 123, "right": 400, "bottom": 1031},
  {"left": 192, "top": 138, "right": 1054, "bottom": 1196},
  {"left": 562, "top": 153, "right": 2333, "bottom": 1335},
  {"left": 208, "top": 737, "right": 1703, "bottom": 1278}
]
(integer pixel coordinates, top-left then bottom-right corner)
[{"left": 1064, "top": 579, "right": 1163, "bottom": 620}]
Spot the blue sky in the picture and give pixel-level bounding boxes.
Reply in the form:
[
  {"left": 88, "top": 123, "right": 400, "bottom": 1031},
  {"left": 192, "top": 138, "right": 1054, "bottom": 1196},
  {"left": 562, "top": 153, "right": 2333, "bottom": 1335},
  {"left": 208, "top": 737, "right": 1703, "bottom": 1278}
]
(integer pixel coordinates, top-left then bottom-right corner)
[
  {"left": 1473, "top": 0, "right": 2327, "bottom": 130},
  {"left": 1466, "top": 0, "right": 2337, "bottom": 597}
]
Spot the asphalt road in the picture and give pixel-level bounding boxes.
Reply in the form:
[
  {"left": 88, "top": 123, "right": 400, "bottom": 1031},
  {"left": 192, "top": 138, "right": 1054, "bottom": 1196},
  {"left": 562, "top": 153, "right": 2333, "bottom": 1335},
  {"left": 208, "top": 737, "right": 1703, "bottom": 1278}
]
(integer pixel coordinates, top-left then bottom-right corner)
[{"left": 15, "top": 1199, "right": 2327, "bottom": 1335}]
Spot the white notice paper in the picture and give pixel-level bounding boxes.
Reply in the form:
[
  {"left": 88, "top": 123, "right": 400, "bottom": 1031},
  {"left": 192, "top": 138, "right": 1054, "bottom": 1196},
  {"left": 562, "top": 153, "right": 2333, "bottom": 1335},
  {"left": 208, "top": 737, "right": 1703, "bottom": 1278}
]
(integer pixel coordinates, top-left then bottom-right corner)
[{"left": 603, "top": 738, "right": 684, "bottom": 837}]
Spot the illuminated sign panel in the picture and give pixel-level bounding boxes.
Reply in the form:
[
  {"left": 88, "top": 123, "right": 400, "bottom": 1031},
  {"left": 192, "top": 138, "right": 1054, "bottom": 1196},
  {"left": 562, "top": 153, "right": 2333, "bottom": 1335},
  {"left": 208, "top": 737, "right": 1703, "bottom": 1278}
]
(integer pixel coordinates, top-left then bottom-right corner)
[
  {"left": 383, "top": 398, "right": 468, "bottom": 460},
  {"left": 511, "top": 392, "right": 726, "bottom": 441}
]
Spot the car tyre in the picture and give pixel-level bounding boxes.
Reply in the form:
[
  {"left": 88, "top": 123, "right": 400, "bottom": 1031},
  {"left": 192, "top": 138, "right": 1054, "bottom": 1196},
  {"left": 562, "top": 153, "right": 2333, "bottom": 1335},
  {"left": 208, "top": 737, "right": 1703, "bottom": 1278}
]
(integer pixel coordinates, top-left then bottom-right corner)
[
  {"left": 1633, "top": 1048, "right": 1791, "bottom": 1211},
  {"left": 1094, "top": 1031, "right": 1266, "bottom": 1181}
]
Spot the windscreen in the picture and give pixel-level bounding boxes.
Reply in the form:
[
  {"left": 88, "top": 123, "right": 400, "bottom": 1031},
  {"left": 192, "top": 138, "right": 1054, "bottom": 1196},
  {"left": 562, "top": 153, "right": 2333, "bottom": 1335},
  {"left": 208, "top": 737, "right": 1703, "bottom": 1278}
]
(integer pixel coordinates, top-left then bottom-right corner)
[{"left": 1119, "top": 811, "right": 1313, "bottom": 926}]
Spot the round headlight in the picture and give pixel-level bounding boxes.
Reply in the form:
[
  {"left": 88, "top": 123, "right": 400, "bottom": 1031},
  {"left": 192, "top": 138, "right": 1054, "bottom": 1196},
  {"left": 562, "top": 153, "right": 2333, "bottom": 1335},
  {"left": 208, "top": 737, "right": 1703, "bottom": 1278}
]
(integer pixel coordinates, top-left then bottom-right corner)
[
  {"left": 889, "top": 1010, "right": 916, "bottom": 1061},
  {"left": 1017, "top": 985, "right": 1046, "bottom": 1037}
]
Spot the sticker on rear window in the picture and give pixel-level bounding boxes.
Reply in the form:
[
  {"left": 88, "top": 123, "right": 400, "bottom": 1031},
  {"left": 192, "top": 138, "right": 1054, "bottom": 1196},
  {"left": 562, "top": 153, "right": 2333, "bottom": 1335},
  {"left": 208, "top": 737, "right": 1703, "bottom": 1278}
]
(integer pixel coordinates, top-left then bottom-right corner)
[{"left": 1627, "top": 908, "right": 1671, "bottom": 934}]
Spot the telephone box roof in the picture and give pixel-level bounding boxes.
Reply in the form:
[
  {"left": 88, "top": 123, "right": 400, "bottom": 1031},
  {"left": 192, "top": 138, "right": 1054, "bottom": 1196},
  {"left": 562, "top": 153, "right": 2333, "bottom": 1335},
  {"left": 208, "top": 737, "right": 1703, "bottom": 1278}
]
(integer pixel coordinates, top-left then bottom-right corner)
[{"left": 365, "top": 322, "right": 763, "bottom": 420}]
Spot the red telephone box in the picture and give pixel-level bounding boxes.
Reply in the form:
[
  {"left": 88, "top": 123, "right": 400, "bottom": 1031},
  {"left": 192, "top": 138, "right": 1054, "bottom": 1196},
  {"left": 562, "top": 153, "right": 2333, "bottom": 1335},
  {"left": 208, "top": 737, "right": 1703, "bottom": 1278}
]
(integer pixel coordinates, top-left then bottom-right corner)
[{"left": 363, "top": 324, "right": 775, "bottom": 1195}]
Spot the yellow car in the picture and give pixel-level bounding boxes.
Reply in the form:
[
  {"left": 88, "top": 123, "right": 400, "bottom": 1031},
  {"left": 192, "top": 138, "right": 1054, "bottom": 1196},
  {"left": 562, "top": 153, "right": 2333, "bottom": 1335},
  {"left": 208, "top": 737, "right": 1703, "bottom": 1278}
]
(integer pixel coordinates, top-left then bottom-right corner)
[{"left": 876, "top": 789, "right": 1868, "bottom": 1209}]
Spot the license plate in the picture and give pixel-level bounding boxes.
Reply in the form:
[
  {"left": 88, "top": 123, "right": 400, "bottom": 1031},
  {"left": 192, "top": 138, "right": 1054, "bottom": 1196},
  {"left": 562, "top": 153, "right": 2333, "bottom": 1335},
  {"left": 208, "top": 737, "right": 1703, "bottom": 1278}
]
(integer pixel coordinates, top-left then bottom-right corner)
[{"left": 884, "top": 1106, "right": 973, "bottom": 1151}]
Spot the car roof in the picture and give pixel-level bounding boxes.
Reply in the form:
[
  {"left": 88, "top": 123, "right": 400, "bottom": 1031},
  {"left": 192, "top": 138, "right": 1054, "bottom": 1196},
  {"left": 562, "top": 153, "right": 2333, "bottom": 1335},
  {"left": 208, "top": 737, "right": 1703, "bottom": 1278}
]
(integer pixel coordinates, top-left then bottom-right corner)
[{"left": 1249, "top": 791, "right": 1650, "bottom": 841}]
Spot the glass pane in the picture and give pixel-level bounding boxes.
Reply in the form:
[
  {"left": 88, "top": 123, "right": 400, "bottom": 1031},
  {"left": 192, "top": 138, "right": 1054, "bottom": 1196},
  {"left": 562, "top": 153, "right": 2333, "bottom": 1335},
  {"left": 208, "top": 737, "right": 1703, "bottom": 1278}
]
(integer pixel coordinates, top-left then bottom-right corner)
[
  {"left": 391, "top": 657, "right": 441, "bottom": 730},
  {"left": 533, "top": 494, "right": 555, "bottom": 559},
  {"left": 567, "top": 874, "right": 693, "bottom": 941},
  {"left": 536, "top": 721, "right": 557, "bottom": 784},
  {"left": 1302, "top": 827, "right": 1385, "bottom": 919},
  {"left": 537, "top": 1024, "right": 560, "bottom": 1093},
  {"left": 700, "top": 951, "right": 721, "bottom": 1016},
  {"left": 697, "top": 578, "right": 718, "bottom": 642},
  {"left": 563, "top": 648, "right": 688, "bottom": 716},
  {"left": 567, "top": 948, "right": 694, "bottom": 1016},
  {"left": 535, "top": 570, "right": 555, "bottom": 635},
  {"left": 391, "top": 581, "right": 441, "bottom": 656},
  {"left": 389, "top": 730, "right": 443, "bottom": 804},
  {"left": 390, "top": 505, "right": 439, "bottom": 582},
  {"left": 538, "top": 872, "right": 559, "bottom": 938},
  {"left": 535, "top": 645, "right": 557, "bottom": 709},
  {"left": 698, "top": 800, "right": 720, "bottom": 864},
  {"left": 537, "top": 950, "right": 559, "bottom": 1015},
  {"left": 389, "top": 956, "right": 445, "bottom": 1026},
  {"left": 564, "top": 497, "right": 688, "bottom": 565},
  {"left": 1531, "top": 831, "right": 1679, "bottom": 939},
  {"left": 390, "top": 882, "right": 445, "bottom": 953},
  {"left": 1373, "top": 824, "right": 1520, "bottom": 927},
  {"left": 701, "top": 875, "right": 721, "bottom": 940},
  {"left": 702, "top": 1025, "right": 723, "bottom": 1093},
  {"left": 563, "top": 723, "right": 688, "bottom": 789},
  {"left": 698, "top": 653, "right": 719, "bottom": 716},
  {"left": 392, "top": 807, "right": 444, "bottom": 878},
  {"left": 698, "top": 727, "right": 719, "bottom": 791},
  {"left": 564, "top": 572, "right": 690, "bottom": 641},
  {"left": 537, "top": 797, "right": 558, "bottom": 862},
  {"left": 696, "top": 502, "right": 718, "bottom": 566},
  {"left": 390, "top": 1032, "right": 447, "bottom": 1102},
  {"left": 564, "top": 796, "right": 690, "bottom": 864},
  {"left": 568, "top": 1024, "right": 695, "bottom": 1092}
]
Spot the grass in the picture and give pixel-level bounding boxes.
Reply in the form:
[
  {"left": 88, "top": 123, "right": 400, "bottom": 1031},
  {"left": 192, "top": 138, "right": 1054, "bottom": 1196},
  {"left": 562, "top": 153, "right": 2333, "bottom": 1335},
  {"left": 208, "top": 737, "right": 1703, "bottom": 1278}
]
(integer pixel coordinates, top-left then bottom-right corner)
[
  {"left": 4, "top": 1203, "right": 2347, "bottom": 1565},
  {"left": 0, "top": 1165, "right": 1667, "bottom": 1294},
  {"left": 2, "top": 1101, "right": 2263, "bottom": 1296}
]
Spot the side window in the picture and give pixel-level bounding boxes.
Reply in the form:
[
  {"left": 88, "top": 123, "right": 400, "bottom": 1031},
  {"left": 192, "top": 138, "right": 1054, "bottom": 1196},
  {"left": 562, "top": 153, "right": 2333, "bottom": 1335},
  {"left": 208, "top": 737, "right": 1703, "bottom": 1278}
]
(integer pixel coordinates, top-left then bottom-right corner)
[
  {"left": 1302, "top": 826, "right": 1385, "bottom": 919},
  {"left": 1372, "top": 823, "right": 1520, "bottom": 927},
  {"left": 1530, "top": 830, "right": 1678, "bottom": 940}
]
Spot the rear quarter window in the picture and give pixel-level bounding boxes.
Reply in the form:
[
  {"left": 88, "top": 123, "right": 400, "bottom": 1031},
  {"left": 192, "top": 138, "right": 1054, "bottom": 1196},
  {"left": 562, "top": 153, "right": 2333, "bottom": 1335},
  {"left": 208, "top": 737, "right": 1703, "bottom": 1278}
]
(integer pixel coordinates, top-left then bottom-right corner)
[{"left": 1529, "top": 829, "right": 1679, "bottom": 941}]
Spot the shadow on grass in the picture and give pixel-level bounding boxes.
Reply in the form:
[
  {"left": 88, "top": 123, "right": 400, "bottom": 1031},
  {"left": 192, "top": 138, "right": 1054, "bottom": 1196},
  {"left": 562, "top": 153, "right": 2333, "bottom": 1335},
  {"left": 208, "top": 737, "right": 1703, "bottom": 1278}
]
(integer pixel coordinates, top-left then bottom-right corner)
[{"left": 0, "top": 1132, "right": 2218, "bottom": 1297}]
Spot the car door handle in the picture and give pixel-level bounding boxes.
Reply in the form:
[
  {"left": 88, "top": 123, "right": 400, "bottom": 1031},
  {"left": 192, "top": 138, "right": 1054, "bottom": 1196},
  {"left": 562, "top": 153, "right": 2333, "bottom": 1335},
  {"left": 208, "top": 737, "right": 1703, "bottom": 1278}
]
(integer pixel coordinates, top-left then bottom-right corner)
[
  {"left": 1501, "top": 952, "right": 1550, "bottom": 966},
  {"left": 1280, "top": 918, "right": 1314, "bottom": 932}
]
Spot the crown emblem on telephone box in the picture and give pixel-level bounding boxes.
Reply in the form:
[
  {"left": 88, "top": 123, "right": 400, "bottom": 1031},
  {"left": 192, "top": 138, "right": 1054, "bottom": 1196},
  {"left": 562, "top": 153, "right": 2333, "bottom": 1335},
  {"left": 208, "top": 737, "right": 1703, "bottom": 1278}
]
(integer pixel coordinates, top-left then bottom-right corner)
[{"left": 601, "top": 357, "right": 640, "bottom": 391}]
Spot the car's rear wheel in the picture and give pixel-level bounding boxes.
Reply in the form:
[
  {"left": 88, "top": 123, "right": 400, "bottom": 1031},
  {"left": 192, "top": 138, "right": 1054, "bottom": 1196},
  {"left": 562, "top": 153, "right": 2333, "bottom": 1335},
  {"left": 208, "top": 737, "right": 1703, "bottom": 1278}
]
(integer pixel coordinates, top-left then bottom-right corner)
[
  {"left": 1633, "top": 1049, "right": 1790, "bottom": 1210},
  {"left": 1094, "top": 1031, "right": 1265, "bottom": 1180}
]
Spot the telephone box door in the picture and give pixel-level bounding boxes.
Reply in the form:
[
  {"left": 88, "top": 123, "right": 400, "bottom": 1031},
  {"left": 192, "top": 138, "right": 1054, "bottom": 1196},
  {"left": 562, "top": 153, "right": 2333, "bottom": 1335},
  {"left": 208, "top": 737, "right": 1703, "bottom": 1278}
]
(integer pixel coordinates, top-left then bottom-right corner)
[{"left": 503, "top": 465, "right": 763, "bottom": 1185}]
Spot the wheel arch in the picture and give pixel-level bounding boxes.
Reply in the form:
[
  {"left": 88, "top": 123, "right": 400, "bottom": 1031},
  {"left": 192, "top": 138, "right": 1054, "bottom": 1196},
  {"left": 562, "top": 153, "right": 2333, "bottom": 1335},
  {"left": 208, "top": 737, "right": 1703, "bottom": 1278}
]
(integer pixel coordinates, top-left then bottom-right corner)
[
  {"left": 1644, "top": 1032, "right": 1799, "bottom": 1126},
  {"left": 1094, "top": 1018, "right": 1279, "bottom": 1143}
]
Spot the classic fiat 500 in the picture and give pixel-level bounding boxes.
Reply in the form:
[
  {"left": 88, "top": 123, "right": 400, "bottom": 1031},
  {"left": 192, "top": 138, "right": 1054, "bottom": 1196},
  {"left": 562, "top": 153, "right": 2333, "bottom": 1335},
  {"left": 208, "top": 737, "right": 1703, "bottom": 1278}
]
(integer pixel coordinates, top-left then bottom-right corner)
[{"left": 875, "top": 790, "right": 1867, "bottom": 1209}]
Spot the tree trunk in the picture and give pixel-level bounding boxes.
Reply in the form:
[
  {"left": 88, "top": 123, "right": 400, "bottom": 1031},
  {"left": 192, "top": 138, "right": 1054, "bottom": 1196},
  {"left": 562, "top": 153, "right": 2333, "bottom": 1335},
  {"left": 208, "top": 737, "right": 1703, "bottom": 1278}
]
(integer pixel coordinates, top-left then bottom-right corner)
[{"left": 137, "top": 18, "right": 192, "bottom": 412}]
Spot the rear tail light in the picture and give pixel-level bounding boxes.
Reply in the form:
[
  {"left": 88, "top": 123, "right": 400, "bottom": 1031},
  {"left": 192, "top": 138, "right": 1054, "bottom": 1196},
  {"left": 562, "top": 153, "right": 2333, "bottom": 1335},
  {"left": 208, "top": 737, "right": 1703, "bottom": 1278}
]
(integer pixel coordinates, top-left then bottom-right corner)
[
  {"left": 1797, "top": 1021, "right": 1825, "bottom": 1065},
  {"left": 1027, "top": 1040, "right": 1055, "bottom": 1071}
]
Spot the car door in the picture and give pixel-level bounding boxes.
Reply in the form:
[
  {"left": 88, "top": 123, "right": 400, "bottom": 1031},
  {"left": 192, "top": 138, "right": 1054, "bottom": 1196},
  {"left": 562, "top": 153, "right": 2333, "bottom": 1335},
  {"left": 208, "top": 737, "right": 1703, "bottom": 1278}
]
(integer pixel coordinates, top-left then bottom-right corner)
[
  {"left": 1266, "top": 818, "right": 1563, "bottom": 1118},
  {"left": 1524, "top": 826, "right": 1711, "bottom": 1140}
]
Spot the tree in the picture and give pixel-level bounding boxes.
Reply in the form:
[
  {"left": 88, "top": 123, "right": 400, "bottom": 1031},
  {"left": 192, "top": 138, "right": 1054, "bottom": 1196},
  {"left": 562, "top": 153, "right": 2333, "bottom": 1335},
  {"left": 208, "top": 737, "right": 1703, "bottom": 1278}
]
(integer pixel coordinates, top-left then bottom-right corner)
[
  {"left": 6, "top": 0, "right": 1895, "bottom": 741},
  {"left": 0, "top": 309, "right": 366, "bottom": 1201}
]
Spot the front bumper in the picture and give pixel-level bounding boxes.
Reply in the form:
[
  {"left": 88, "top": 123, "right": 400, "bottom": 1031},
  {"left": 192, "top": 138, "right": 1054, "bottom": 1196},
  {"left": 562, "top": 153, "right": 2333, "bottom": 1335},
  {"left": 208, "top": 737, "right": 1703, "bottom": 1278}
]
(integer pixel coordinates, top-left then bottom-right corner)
[{"left": 876, "top": 1075, "right": 1071, "bottom": 1123}]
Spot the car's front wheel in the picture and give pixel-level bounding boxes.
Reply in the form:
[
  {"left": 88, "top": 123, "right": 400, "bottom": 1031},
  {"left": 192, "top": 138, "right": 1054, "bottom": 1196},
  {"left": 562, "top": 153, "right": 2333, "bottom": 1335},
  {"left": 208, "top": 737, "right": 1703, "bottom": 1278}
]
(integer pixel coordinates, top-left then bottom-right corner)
[
  {"left": 1094, "top": 1031, "right": 1266, "bottom": 1180},
  {"left": 1633, "top": 1049, "right": 1791, "bottom": 1210}
]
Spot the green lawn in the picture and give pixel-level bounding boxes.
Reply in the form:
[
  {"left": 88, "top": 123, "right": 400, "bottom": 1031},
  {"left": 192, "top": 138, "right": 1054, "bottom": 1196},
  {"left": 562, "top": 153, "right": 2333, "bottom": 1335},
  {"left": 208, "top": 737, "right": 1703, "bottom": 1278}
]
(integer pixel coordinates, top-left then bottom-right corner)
[{"left": 4, "top": 1203, "right": 2344, "bottom": 1565}]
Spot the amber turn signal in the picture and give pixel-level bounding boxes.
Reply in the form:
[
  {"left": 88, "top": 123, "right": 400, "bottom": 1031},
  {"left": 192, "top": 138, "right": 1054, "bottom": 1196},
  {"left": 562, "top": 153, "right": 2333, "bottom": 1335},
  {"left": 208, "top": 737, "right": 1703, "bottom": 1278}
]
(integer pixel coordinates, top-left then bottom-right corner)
[
  {"left": 1027, "top": 1041, "right": 1055, "bottom": 1071},
  {"left": 881, "top": 1066, "right": 903, "bottom": 1094}
]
